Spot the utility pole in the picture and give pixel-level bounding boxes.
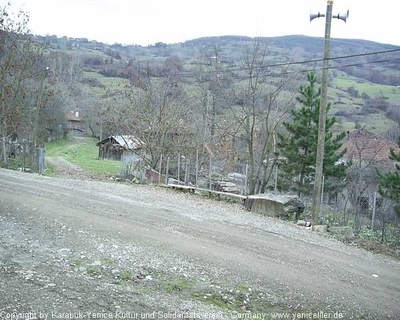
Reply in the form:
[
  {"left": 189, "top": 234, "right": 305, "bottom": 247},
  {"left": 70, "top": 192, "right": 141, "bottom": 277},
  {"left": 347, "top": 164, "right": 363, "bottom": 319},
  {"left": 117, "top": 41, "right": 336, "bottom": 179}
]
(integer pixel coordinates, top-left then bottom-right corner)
[{"left": 310, "top": 1, "right": 348, "bottom": 224}]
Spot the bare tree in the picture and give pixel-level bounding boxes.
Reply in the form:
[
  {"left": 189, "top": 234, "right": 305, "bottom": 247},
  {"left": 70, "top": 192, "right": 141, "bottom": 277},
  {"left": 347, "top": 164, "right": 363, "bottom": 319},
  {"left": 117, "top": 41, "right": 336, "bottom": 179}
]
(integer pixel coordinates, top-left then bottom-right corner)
[
  {"left": 384, "top": 123, "right": 400, "bottom": 144},
  {"left": 0, "top": 4, "right": 47, "bottom": 167},
  {"left": 194, "top": 45, "right": 232, "bottom": 143},
  {"left": 106, "top": 72, "right": 197, "bottom": 169},
  {"left": 214, "top": 38, "right": 296, "bottom": 194},
  {"left": 344, "top": 133, "right": 387, "bottom": 232}
]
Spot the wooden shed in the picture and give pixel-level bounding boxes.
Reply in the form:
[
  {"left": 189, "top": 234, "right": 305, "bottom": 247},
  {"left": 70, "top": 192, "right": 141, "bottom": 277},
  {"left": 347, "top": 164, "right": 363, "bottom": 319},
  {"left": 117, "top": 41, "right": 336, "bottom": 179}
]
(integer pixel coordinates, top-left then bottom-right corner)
[{"left": 96, "top": 135, "right": 143, "bottom": 161}]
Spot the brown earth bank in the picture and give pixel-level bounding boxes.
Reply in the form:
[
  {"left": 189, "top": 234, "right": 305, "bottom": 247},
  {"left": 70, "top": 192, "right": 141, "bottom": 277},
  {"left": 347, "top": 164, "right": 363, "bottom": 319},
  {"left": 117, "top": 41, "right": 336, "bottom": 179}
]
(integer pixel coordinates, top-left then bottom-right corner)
[{"left": 0, "top": 169, "right": 399, "bottom": 319}]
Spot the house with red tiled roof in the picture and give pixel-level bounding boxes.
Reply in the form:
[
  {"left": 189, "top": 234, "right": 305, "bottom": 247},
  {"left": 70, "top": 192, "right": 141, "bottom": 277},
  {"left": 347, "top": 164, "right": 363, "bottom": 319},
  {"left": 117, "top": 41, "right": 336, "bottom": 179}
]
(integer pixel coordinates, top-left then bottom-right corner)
[
  {"left": 338, "top": 129, "right": 400, "bottom": 213},
  {"left": 66, "top": 111, "right": 85, "bottom": 136},
  {"left": 341, "top": 128, "right": 400, "bottom": 171}
]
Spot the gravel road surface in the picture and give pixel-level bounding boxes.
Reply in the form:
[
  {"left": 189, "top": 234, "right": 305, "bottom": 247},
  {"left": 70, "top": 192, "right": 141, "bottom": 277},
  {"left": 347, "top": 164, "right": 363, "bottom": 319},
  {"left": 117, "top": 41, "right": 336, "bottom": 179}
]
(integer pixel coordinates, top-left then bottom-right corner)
[{"left": 1, "top": 169, "right": 399, "bottom": 319}]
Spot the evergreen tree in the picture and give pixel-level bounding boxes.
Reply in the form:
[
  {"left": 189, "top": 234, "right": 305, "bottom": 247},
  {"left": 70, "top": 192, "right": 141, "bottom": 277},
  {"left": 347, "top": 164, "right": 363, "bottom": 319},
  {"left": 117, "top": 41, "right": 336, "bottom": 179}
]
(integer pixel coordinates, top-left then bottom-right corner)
[
  {"left": 378, "top": 148, "right": 400, "bottom": 214},
  {"left": 277, "top": 72, "right": 347, "bottom": 196}
]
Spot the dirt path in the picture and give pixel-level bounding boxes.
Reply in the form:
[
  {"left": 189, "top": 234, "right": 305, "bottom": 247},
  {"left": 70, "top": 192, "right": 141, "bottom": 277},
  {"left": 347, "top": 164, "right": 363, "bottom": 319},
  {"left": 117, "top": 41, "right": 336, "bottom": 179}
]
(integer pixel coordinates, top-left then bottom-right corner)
[
  {"left": 46, "top": 157, "right": 104, "bottom": 180},
  {"left": 0, "top": 169, "right": 399, "bottom": 319},
  {"left": 46, "top": 156, "right": 89, "bottom": 178}
]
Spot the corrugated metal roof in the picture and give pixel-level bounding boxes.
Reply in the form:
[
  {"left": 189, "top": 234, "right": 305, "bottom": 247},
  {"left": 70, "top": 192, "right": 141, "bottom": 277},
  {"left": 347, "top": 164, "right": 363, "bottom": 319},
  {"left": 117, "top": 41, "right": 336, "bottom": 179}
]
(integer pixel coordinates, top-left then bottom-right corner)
[
  {"left": 97, "top": 135, "right": 143, "bottom": 150},
  {"left": 65, "top": 111, "right": 84, "bottom": 121},
  {"left": 114, "top": 135, "right": 143, "bottom": 150}
]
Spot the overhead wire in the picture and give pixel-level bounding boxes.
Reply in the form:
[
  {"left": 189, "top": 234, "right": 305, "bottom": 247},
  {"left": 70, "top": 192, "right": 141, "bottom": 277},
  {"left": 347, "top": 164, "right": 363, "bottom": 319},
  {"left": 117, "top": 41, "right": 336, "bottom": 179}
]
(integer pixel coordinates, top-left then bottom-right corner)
[
  {"left": 180, "top": 48, "right": 400, "bottom": 78},
  {"left": 278, "top": 57, "right": 400, "bottom": 77},
  {"left": 54, "top": 45, "right": 400, "bottom": 93}
]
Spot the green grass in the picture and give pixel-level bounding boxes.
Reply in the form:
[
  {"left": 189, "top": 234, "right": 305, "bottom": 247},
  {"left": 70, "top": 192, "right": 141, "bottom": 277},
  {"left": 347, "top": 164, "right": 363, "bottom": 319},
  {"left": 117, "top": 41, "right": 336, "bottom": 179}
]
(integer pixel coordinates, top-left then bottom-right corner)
[
  {"left": 43, "top": 162, "right": 56, "bottom": 177},
  {"left": 45, "top": 136, "right": 121, "bottom": 175},
  {"left": 83, "top": 71, "right": 128, "bottom": 86},
  {"left": 120, "top": 270, "right": 133, "bottom": 281},
  {"left": 333, "top": 76, "right": 400, "bottom": 103}
]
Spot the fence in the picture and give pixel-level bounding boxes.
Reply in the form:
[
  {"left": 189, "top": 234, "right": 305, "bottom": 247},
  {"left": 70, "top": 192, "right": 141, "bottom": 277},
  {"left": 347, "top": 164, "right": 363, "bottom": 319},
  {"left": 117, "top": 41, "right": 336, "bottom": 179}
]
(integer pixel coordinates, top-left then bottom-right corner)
[
  {"left": 128, "top": 151, "right": 253, "bottom": 195},
  {"left": 0, "top": 140, "right": 46, "bottom": 174}
]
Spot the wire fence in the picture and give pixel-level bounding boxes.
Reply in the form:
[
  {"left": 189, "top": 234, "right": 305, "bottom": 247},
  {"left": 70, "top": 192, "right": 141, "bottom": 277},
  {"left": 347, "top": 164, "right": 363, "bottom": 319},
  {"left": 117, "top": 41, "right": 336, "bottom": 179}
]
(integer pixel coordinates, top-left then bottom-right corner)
[{"left": 120, "top": 151, "right": 251, "bottom": 195}]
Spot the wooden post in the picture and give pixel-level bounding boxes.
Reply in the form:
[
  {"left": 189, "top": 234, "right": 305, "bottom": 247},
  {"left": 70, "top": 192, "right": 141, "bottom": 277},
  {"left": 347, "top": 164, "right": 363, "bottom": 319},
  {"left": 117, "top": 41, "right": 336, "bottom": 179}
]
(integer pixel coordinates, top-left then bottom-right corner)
[
  {"left": 165, "top": 157, "right": 170, "bottom": 184},
  {"left": 371, "top": 192, "right": 377, "bottom": 232},
  {"left": 209, "top": 155, "right": 212, "bottom": 190},
  {"left": 184, "top": 159, "right": 189, "bottom": 185},
  {"left": 22, "top": 140, "right": 26, "bottom": 172},
  {"left": 158, "top": 154, "right": 163, "bottom": 184},
  {"left": 195, "top": 150, "right": 199, "bottom": 187},
  {"left": 245, "top": 163, "right": 249, "bottom": 195},
  {"left": 177, "top": 153, "right": 181, "bottom": 183}
]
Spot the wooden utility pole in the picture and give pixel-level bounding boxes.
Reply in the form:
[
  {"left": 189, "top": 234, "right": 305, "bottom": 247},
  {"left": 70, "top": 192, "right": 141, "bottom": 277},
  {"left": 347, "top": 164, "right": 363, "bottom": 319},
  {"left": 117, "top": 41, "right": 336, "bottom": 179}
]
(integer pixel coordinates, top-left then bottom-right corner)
[
  {"left": 310, "top": 0, "right": 349, "bottom": 224},
  {"left": 311, "top": 1, "right": 333, "bottom": 224},
  {"left": 310, "top": 2, "right": 349, "bottom": 224}
]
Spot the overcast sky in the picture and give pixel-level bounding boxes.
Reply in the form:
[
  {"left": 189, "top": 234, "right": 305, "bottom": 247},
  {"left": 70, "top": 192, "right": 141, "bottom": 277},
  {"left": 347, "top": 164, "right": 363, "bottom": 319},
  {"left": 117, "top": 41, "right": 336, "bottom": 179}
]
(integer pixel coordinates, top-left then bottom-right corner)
[{"left": 3, "top": 0, "right": 400, "bottom": 46}]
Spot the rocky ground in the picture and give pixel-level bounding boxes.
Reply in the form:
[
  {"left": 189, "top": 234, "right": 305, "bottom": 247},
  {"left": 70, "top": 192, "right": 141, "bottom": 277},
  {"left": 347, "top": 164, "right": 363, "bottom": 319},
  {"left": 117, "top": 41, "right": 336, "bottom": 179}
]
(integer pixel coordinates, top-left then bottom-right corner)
[{"left": 1, "top": 168, "right": 400, "bottom": 320}]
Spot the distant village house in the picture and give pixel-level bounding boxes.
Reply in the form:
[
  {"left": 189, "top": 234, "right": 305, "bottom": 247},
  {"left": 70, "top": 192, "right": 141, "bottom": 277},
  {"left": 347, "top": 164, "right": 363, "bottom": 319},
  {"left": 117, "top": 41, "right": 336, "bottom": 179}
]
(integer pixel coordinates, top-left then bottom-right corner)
[
  {"left": 341, "top": 128, "right": 400, "bottom": 170},
  {"left": 66, "top": 111, "right": 85, "bottom": 136}
]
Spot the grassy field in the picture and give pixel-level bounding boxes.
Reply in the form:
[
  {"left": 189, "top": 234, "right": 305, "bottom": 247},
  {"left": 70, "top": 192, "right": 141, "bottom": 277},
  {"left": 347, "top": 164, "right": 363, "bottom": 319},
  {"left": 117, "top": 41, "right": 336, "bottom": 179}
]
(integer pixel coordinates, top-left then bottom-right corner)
[
  {"left": 45, "top": 136, "right": 121, "bottom": 175},
  {"left": 83, "top": 71, "right": 129, "bottom": 88},
  {"left": 332, "top": 75, "right": 400, "bottom": 103}
]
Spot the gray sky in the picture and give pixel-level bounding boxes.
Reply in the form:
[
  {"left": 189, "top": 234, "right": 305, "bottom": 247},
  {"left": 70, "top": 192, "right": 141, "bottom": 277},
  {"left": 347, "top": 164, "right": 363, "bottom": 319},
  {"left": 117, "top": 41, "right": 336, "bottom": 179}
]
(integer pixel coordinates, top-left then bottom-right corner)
[{"left": 3, "top": 0, "right": 400, "bottom": 46}]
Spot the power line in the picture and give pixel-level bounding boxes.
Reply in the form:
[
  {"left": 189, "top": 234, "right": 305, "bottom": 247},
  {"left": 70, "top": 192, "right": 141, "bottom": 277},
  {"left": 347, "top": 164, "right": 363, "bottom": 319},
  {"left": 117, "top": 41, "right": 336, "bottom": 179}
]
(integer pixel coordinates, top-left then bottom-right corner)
[
  {"left": 329, "top": 38, "right": 399, "bottom": 51},
  {"left": 62, "top": 48, "right": 400, "bottom": 95},
  {"left": 185, "top": 48, "right": 400, "bottom": 77},
  {"left": 181, "top": 57, "right": 400, "bottom": 83},
  {"left": 278, "top": 57, "right": 400, "bottom": 76}
]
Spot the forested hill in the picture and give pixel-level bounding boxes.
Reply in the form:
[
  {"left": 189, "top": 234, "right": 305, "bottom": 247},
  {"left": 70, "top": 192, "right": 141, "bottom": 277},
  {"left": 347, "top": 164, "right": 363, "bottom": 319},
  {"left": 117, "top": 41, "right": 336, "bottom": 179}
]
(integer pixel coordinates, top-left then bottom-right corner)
[
  {"left": 37, "top": 34, "right": 400, "bottom": 86},
  {"left": 30, "top": 33, "right": 400, "bottom": 137},
  {"left": 182, "top": 35, "right": 400, "bottom": 86}
]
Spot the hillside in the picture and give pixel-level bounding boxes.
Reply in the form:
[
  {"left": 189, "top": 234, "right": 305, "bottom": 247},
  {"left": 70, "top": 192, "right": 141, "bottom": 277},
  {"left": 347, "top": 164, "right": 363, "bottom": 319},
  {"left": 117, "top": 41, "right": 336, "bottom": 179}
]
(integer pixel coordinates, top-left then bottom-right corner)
[{"left": 36, "top": 34, "right": 400, "bottom": 137}]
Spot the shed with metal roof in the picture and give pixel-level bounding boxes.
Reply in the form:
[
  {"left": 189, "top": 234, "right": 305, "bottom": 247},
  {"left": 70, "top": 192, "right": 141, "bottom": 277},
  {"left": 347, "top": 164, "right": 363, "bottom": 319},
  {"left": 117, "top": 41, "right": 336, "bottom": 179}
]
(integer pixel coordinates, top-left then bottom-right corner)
[{"left": 96, "top": 135, "right": 143, "bottom": 160}]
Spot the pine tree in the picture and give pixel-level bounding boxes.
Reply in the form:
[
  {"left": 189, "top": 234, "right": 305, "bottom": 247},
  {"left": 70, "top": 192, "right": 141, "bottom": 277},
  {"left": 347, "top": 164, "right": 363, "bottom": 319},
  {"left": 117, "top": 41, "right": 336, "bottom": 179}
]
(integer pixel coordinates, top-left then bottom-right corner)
[
  {"left": 278, "top": 72, "right": 347, "bottom": 197},
  {"left": 378, "top": 148, "right": 400, "bottom": 214}
]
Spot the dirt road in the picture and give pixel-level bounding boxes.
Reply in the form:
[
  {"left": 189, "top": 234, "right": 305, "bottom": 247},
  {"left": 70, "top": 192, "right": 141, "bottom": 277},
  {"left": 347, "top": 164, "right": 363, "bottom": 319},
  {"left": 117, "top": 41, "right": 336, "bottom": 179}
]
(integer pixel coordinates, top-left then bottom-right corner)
[{"left": 0, "top": 169, "right": 399, "bottom": 319}]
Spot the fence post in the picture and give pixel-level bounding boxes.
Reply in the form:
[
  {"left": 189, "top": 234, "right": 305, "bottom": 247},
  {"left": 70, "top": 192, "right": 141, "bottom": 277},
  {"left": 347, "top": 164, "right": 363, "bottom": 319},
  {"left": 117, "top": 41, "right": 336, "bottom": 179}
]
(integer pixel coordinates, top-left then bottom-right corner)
[
  {"left": 371, "top": 192, "right": 377, "bottom": 232},
  {"left": 177, "top": 153, "right": 181, "bottom": 183},
  {"left": 195, "top": 150, "right": 199, "bottom": 187},
  {"left": 209, "top": 156, "right": 212, "bottom": 190},
  {"left": 244, "top": 163, "right": 248, "bottom": 195},
  {"left": 184, "top": 159, "right": 189, "bottom": 185},
  {"left": 37, "top": 147, "right": 45, "bottom": 175},
  {"left": 165, "top": 157, "right": 170, "bottom": 185},
  {"left": 22, "top": 140, "right": 26, "bottom": 172},
  {"left": 158, "top": 154, "right": 163, "bottom": 184}
]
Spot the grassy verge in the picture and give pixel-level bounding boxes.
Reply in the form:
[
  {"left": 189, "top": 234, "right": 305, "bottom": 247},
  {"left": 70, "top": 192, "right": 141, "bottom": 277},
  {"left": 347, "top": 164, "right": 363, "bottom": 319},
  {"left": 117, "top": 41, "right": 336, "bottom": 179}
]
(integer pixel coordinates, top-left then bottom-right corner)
[{"left": 45, "top": 136, "right": 121, "bottom": 175}]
